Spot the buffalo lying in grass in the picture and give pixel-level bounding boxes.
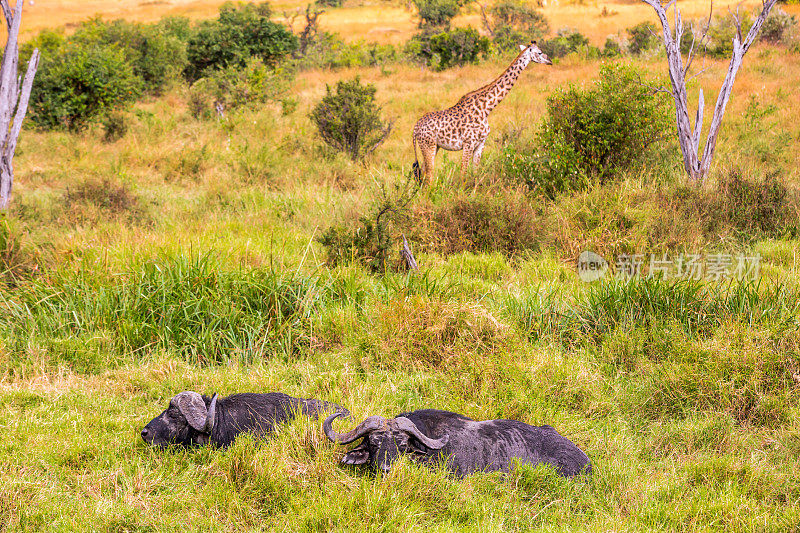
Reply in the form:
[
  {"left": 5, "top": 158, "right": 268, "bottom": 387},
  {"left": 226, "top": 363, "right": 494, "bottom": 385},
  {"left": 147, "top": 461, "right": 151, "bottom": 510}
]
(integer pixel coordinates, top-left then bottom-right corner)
[
  {"left": 142, "top": 391, "right": 348, "bottom": 448},
  {"left": 324, "top": 409, "right": 591, "bottom": 477}
]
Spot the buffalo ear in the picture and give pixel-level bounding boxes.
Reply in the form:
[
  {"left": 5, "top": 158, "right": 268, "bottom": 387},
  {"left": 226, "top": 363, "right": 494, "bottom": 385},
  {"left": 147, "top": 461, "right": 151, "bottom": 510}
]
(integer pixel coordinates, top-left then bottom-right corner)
[
  {"left": 342, "top": 449, "right": 370, "bottom": 465},
  {"left": 408, "top": 438, "right": 432, "bottom": 455},
  {"left": 341, "top": 443, "right": 370, "bottom": 465},
  {"left": 173, "top": 391, "right": 210, "bottom": 432}
]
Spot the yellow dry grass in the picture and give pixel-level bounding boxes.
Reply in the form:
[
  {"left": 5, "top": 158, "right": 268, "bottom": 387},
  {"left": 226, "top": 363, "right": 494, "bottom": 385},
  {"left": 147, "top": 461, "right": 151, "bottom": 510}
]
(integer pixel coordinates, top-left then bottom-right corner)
[{"left": 9, "top": 0, "right": 794, "bottom": 44}]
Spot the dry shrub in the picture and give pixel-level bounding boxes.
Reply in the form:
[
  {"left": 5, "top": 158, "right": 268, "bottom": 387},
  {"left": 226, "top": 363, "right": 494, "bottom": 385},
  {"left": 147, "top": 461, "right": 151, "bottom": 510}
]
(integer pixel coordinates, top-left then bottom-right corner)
[
  {"left": 552, "top": 168, "right": 799, "bottom": 261},
  {"left": 412, "top": 192, "right": 542, "bottom": 256},
  {"left": 63, "top": 177, "right": 150, "bottom": 225},
  {"left": 649, "top": 169, "right": 799, "bottom": 247},
  {"left": 368, "top": 296, "right": 509, "bottom": 370}
]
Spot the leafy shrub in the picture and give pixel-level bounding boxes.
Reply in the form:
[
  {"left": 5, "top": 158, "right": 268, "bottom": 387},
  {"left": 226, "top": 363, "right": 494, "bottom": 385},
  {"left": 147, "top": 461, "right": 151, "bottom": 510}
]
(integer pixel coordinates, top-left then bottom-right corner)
[
  {"left": 309, "top": 77, "right": 393, "bottom": 160},
  {"left": 699, "top": 8, "right": 797, "bottom": 56},
  {"left": 759, "top": 6, "right": 797, "bottom": 44},
  {"left": 318, "top": 217, "right": 391, "bottom": 272},
  {"left": 406, "top": 27, "right": 490, "bottom": 70},
  {"left": 315, "top": 0, "right": 343, "bottom": 7},
  {"left": 188, "top": 60, "right": 294, "bottom": 118},
  {"left": 72, "top": 18, "right": 187, "bottom": 94},
  {"left": 412, "top": 0, "right": 470, "bottom": 29},
  {"left": 703, "top": 12, "right": 755, "bottom": 57},
  {"left": 481, "top": 0, "right": 550, "bottom": 52},
  {"left": 627, "top": 21, "right": 660, "bottom": 55},
  {"left": 601, "top": 36, "right": 624, "bottom": 57},
  {"left": 539, "top": 28, "right": 598, "bottom": 59},
  {"left": 496, "top": 144, "right": 589, "bottom": 199},
  {"left": 19, "top": 28, "right": 66, "bottom": 65},
  {"left": 298, "top": 32, "right": 398, "bottom": 69},
  {"left": 155, "top": 16, "right": 195, "bottom": 42},
  {"left": 29, "top": 42, "right": 142, "bottom": 131},
  {"left": 185, "top": 2, "right": 297, "bottom": 80},
  {"left": 318, "top": 178, "right": 419, "bottom": 272},
  {"left": 534, "top": 64, "right": 671, "bottom": 188}
]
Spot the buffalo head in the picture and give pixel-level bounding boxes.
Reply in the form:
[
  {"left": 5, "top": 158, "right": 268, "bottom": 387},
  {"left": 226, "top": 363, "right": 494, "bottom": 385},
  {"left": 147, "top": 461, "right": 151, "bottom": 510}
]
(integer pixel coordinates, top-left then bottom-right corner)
[
  {"left": 323, "top": 412, "right": 448, "bottom": 473},
  {"left": 141, "top": 391, "right": 218, "bottom": 447}
]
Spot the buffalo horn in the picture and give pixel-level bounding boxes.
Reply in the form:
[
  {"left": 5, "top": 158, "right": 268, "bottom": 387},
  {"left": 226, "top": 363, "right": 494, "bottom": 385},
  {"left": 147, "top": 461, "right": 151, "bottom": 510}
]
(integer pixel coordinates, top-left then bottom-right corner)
[
  {"left": 202, "top": 393, "right": 217, "bottom": 434},
  {"left": 394, "top": 417, "right": 449, "bottom": 449},
  {"left": 324, "top": 413, "right": 385, "bottom": 444}
]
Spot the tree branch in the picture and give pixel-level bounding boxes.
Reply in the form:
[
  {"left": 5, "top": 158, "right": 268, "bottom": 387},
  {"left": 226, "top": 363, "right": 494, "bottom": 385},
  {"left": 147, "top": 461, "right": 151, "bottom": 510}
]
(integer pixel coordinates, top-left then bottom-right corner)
[
  {"left": 0, "top": 0, "right": 12, "bottom": 32},
  {"left": 1, "top": 1, "right": 38, "bottom": 210}
]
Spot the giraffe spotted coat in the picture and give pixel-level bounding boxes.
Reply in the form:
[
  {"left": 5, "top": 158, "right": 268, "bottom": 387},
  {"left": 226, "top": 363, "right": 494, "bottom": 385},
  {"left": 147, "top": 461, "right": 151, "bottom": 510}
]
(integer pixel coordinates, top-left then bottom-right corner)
[{"left": 412, "top": 42, "right": 552, "bottom": 180}]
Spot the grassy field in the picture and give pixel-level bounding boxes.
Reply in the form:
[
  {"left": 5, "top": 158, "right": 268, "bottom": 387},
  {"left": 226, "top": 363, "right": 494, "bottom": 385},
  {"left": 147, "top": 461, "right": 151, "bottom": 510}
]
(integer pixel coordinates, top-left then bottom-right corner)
[
  {"left": 1, "top": 0, "right": 800, "bottom": 530},
  {"left": 13, "top": 0, "right": 796, "bottom": 43}
]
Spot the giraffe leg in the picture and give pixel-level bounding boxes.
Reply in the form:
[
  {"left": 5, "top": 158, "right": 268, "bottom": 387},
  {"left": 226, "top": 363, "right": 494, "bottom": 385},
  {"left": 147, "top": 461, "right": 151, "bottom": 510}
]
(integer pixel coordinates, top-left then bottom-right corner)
[
  {"left": 472, "top": 139, "right": 486, "bottom": 168},
  {"left": 461, "top": 145, "right": 474, "bottom": 175},
  {"left": 421, "top": 143, "right": 437, "bottom": 181}
]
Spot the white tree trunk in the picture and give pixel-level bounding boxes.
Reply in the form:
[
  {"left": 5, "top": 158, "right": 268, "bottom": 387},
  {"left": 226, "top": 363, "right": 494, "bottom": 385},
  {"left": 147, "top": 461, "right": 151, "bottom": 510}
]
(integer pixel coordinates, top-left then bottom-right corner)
[
  {"left": 1, "top": 0, "right": 39, "bottom": 210},
  {"left": 641, "top": 0, "right": 778, "bottom": 183}
]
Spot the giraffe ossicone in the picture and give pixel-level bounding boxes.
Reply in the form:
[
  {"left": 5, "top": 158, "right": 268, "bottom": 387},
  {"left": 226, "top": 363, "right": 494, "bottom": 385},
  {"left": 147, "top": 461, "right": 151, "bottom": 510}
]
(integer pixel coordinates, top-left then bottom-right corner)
[{"left": 412, "top": 41, "right": 552, "bottom": 181}]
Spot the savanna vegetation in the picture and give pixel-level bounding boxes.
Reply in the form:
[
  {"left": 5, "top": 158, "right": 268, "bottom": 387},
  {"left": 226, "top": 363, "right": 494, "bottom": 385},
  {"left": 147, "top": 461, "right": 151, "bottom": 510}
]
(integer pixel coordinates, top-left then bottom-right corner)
[{"left": 1, "top": 0, "right": 800, "bottom": 530}]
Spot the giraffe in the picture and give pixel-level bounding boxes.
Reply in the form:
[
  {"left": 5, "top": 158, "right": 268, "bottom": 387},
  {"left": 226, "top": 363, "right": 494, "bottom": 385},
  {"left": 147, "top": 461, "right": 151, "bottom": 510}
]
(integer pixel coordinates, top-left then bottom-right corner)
[{"left": 412, "top": 41, "right": 552, "bottom": 181}]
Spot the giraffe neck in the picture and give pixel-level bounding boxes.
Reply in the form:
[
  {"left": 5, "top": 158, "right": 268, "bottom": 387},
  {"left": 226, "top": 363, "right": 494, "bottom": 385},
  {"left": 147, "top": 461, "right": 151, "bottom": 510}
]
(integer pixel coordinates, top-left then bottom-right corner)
[{"left": 474, "top": 53, "right": 533, "bottom": 115}]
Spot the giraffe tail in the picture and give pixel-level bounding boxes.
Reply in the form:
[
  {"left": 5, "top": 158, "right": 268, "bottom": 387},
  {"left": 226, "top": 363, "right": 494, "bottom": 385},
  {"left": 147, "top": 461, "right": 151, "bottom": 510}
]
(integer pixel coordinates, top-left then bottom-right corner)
[{"left": 411, "top": 134, "right": 422, "bottom": 182}]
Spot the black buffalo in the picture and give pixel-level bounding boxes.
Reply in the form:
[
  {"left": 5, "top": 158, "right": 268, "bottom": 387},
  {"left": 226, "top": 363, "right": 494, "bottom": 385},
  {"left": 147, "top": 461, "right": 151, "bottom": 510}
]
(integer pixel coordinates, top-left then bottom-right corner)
[
  {"left": 324, "top": 409, "right": 591, "bottom": 477},
  {"left": 142, "top": 391, "right": 347, "bottom": 448}
]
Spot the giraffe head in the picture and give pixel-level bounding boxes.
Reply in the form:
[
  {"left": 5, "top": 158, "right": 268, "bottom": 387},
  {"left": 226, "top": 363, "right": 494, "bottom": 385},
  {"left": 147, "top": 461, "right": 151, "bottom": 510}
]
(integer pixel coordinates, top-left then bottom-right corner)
[{"left": 518, "top": 41, "right": 552, "bottom": 65}]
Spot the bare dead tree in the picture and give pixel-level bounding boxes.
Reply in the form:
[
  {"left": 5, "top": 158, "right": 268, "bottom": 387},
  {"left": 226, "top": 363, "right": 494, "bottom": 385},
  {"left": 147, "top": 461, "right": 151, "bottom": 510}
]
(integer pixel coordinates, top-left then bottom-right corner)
[
  {"left": 642, "top": 0, "right": 778, "bottom": 183},
  {"left": 478, "top": 3, "right": 495, "bottom": 38},
  {"left": 1, "top": 0, "right": 39, "bottom": 210},
  {"left": 285, "top": 4, "right": 325, "bottom": 57},
  {"left": 400, "top": 234, "right": 419, "bottom": 271}
]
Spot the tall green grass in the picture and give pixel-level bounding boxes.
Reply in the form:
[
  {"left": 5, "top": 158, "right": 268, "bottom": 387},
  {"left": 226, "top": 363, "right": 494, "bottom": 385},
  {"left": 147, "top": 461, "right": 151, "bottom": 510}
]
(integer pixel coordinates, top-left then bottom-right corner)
[
  {"left": 503, "top": 277, "right": 800, "bottom": 344},
  {"left": 0, "top": 254, "right": 328, "bottom": 368}
]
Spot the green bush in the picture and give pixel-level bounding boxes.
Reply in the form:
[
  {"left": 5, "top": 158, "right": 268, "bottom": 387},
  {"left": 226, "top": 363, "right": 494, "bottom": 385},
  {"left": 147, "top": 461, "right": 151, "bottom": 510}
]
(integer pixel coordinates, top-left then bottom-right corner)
[
  {"left": 496, "top": 143, "right": 589, "bottom": 199},
  {"left": 155, "top": 15, "right": 195, "bottom": 42},
  {"left": 72, "top": 18, "right": 188, "bottom": 94},
  {"left": 704, "top": 12, "right": 755, "bottom": 57},
  {"left": 406, "top": 27, "right": 490, "bottom": 70},
  {"left": 185, "top": 2, "right": 297, "bottom": 80},
  {"left": 601, "top": 36, "right": 624, "bottom": 57},
  {"left": 506, "top": 65, "right": 671, "bottom": 196},
  {"left": 759, "top": 6, "right": 797, "bottom": 44},
  {"left": 412, "top": 0, "right": 467, "bottom": 29},
  {"left": 481, "top": 0, "right": 549, "bottom": 52},
  {"left": 318, "top": 178, "right": 419, "bottom": 272},
  {"left": 29, "top": 42, "right": 142, "bottom": 131},
  {"left": 298, "top": 32, "right": 398, "bottom": 69},
  {"left": 309, "top": 77, "right": 393, "bottom": 160},
  {"left": 188, "top": 60, "right": 294, "bottom": 119},
  {"left": 627, "top": 21, "right": 660, "bottom": 55},
  {"left": 539, "top": 28, "right": 598, "bottom": 59},
  {"left": 19, "top": 28, "right": 66, "bottom": 66}
]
